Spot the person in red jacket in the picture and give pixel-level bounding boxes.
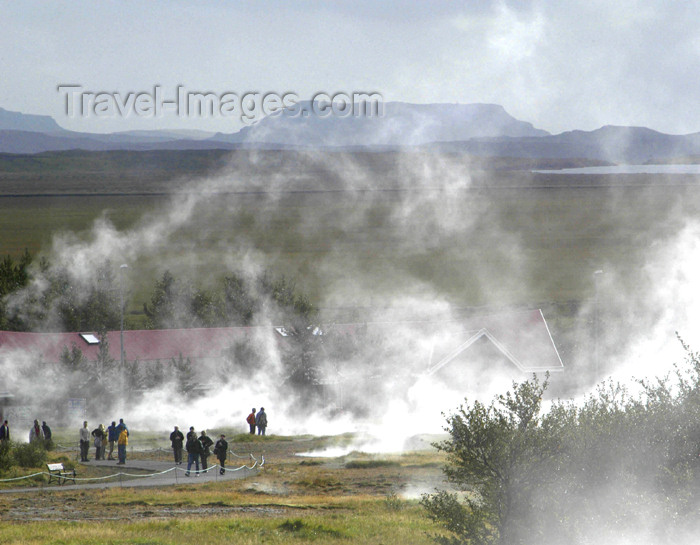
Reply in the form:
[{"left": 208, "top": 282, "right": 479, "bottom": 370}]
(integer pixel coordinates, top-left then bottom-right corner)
[{"left": 246, "top": 408, "right": 256, "bottom": 435}]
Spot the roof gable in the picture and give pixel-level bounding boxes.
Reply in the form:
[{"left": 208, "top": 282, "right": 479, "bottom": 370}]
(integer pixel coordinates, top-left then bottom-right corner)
[{"left": 426, "top": 309, "right": 563, "bottom": 375}]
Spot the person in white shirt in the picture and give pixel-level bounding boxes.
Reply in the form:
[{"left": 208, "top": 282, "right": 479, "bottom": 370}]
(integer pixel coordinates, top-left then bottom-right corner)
[{"left": 79, "top": 421, "right": 90, "bottom": 462}]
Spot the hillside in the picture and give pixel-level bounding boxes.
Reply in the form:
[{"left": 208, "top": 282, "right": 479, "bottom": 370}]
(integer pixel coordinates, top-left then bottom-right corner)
[
  {"left": 0, "top": 102, "right": 550, "bottom": 154},
  {"left": 216, "top": 101, "right": 549, "bottom": 147}
]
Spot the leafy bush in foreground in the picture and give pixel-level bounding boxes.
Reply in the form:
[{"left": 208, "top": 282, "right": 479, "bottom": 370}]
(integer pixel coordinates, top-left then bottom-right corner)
[{"left": 423, "top": 340, "right": 700, "bottom": 545}]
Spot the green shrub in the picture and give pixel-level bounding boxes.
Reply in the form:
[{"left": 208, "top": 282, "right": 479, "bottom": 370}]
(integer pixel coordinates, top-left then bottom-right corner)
[
  {"left": 299, "top": 459, "right": 322, "bottom": 466},
  {"left": 0, "top": 440, "right": 12, "bottom": 472},
  {"left": 278, "top": 519, "right": 346, "bottom": 539},
  {"left": 345, "top": 459, "right": 399, "bottom": 469},
  {"left": 229, "top": 433, "right": 260, "bottom": 443},
  {"left": 279, "top": 519, "right": 307, "bottom": 532},
  {"left": 423, "top": 350, "right": 700, "bottom": 545},
  {"left": 384, "top": 492, "right": 404, "bottom": 511},
  {"left": 13, "top": 441, "right": 47, "bottom": 468}
]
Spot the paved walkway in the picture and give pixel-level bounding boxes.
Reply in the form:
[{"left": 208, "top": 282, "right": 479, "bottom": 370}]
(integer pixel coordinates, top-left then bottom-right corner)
[{"left": 0, "top": 457, "right": 261, "bottom": 493}]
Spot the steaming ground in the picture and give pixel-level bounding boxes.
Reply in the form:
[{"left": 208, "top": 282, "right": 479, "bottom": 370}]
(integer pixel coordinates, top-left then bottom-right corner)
[{"left": 3, "top": 151, "right": 700, "bottom": 455}]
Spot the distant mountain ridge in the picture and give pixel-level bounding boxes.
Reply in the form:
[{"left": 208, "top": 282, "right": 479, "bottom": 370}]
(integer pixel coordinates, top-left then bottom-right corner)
[
  {"left": 0, "top": 107, "right": 65, "bottom": 133},
  {"left": 215, "top": 101, "right": 549, "bottom": 147},
  {"left": 3, "top": 103, "right": 700, "bottom": 164},
  {"left": 427, "top": 125, "right": 700, "bottom": 164}
]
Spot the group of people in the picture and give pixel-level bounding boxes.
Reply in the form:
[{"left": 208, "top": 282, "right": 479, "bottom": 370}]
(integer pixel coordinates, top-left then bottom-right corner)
[
  {"left": 169, "top": 426, "right": 228, "bottom": 476},
  {"left": 246, "top": 407, "right": 268, "bottom": 435},
  {"left": 28, "top": 419, "right": 52, "bottom": 444},
  {"left": 0, "top": 406, "right": 270, "bottom": 472},
  {"left": 0, "top": 419, "right": 50, "bottom": 446},
  {"left": 80, "top": 419, "right": 129, "bottom": 464},
  {"left": 168, "top": 407, "right": 269, "bottom": 476}
]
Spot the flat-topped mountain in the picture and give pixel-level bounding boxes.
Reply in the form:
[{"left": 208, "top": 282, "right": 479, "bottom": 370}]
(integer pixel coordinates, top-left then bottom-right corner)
[
  {"left": 215, "top": 101, "right": 550, "bottom": 147},
  {"left": 0, "top": 107, "right": 66, "bottom": 134}
]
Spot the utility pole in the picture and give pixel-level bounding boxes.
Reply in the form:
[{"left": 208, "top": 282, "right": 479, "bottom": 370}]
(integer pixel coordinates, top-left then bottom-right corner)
[{"left": 119, "top": 263, "right": 128, "bottom": 409}]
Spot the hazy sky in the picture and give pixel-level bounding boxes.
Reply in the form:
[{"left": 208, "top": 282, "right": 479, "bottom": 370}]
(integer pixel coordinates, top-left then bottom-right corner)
[{"left": 1, "top": 0, "right": 698, "bottom": 134}]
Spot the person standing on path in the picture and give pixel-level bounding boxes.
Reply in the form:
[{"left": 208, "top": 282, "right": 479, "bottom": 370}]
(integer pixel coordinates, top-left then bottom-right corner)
[
  {"left": 99, "top": 424, "right": 107, "bottom": 459},
  {"left": 117, "top": 418, "right": 129, "bottom": 438},
  {"left": 185, "top": 427, "right": 202, "bottom": 477},
  {"left": 170, "top": 426, "right": 184, "bottom": 464},
  {"left": 29, "top": 419, "right": 44, "bottom": 443},
  {"left": 0, "top": 420, "right": 8, "bottom": 442},
  {"left": 79, "top": 421, "right": 90, "bottom": 462},
  {"left": 107, "top": 421, "right": 118, "bottom": 460},
  {"left": 91, "top": 424, "right": 105, "bottom": 460},
  {"left": 246, "top": 408, "right": 256, "bottom": 435},
  {"left": 199, "top": 430, "right": 214, "bottom": 473},
  {"left": 214, "top": 434, "right": 228, "bottom": 475},
  {"left": 256, "top": 407, "right": 268, "bottom": 436},
  {"left": 117, "top": 425, "right": 128, "bottom": 464}
]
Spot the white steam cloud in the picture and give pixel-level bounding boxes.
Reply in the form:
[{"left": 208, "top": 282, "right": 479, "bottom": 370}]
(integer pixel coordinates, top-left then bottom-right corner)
[{"left": 1, "top": 151, "right": 699, "bottom": 460}]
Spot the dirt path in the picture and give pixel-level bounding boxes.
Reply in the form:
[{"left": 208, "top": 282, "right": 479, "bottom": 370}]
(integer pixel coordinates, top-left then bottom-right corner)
[{"left": 0, "top": 457, "right": 260, "bottom": 493}]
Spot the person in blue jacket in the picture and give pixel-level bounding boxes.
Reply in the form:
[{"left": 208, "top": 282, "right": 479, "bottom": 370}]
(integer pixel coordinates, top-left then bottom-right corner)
[
  {"left": 185, "top": 427, "right": 203, "bottom": 477},
  {"left": 255, "top": 407, "right": 268, "bottom": 436}
]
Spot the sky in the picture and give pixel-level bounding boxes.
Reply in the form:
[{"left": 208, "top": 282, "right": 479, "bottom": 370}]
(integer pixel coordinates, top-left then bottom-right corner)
[{"left": 2, "top": 0, "right": 699, "bottom": 135}]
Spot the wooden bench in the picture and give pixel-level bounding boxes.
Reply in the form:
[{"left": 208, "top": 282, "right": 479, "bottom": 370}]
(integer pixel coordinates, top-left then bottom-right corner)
[{"left": 46, "top": 462, "right": 76, "bottom": 485}]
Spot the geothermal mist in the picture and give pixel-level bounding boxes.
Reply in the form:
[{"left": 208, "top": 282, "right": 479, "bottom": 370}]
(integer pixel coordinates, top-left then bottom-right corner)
[
  {"left": 2, "top": 151, "right": 699, "bottom": 456},
  {"left": 5, "top": 149, "right": 700, "bottom": 545}
]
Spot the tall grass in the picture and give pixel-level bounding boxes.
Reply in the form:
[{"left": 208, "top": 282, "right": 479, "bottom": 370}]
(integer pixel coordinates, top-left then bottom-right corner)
[{"left": 0, "top": 501, "right": 441, "bottom": 545}]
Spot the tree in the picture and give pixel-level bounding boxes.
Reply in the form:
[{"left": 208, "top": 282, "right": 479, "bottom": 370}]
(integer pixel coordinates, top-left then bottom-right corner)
[
  {"left": 16, "top": 258, "right": 122, "bottom": 332},
  {"left": 144, "top": 360, "right": 166, "bottom": 389},
  {"left": 142, "top": 269, "right": 317, "bottom": 330},
  {"left": 0, "top": 249, "right": 33, "bottom": 330},
  {"left": 281, "top": 325, "right": 325, "bottom": 402},
  {"left": 422, "top": 373, "right": 564, "bottom": 545},
  {"left": 79, "top": 260, "right": 121, "bottom": 331},
  {"left": 93, "top": 332, "right": 117, "bottom": 384},
  {"left": 0, "top": 249, "right": 31, "bottom": 294},
  {"left": 171, "top": 353, "right": 197, "bottom": 397},
  {"left": 143, "top": 270, "right": 181, "bottom": 328},
  {"left": 190, "top": 287, "right": 222, "bottom": 327},
  {"left": 144, "top": 271, "right": 219, "bottom": 329},
  {"left": 124, "top": 359, "right": 144, "bottom": 395},
  {"left": 59, "top": 342, "right": 88, "bottom": 397},
  {"left": 222, "top": 273, "right": 256, "bottom": 325},
  {"left": 80, "top": 331, "right": 119, "bottom": 408},
  {"left": 220, "top": 339, "right": 263, "bottom": 382},
  {"left": 257, "top": 271, "right": 316, "bottom": 327},
  {"left": 60, "top": 342, "right": 87, "bottom": 373}
]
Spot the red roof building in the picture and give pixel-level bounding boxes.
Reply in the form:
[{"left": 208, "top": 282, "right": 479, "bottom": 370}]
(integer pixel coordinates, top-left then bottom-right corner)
[
  {"left": 0, "top": 309, "right": 563, "bottom": 375},
  {"left": 0, "top": 327, "right": 258, "bottom": 364}
]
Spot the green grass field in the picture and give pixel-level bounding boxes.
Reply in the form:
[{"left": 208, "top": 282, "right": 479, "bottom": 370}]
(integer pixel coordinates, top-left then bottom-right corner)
[{"left": 2, "top": 154, "right": 698, "bottom": 306}]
